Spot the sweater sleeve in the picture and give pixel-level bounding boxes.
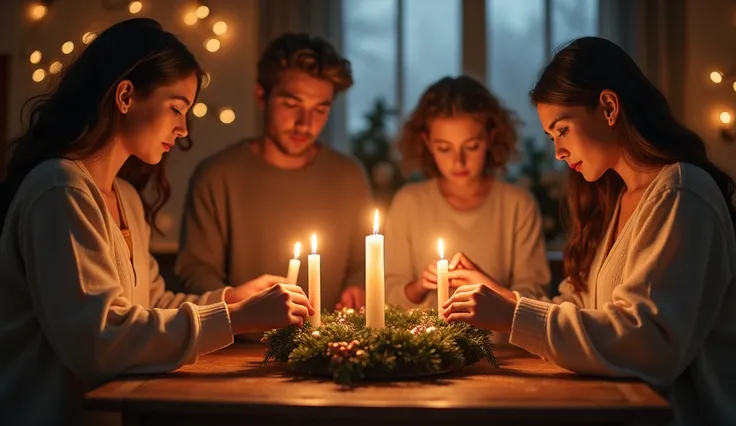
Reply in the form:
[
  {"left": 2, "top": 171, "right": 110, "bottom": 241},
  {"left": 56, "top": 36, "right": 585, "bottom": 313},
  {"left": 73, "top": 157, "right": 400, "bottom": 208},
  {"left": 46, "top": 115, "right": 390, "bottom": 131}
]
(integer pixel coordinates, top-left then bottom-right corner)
[
  {"left": 509, "top": 193, "right": 551, "bottom": 299},
  {"left": 175, "top": 164, "right": 229, "bottom": 293},
  {"left": 385, "top": 189, "right": 431, "bottom": 309},
  {"left": 20, "top": 187, "right": 233, "bottom": 387},
  {"left": 509, "top": 188, "right": 734, "bottom": 388}
]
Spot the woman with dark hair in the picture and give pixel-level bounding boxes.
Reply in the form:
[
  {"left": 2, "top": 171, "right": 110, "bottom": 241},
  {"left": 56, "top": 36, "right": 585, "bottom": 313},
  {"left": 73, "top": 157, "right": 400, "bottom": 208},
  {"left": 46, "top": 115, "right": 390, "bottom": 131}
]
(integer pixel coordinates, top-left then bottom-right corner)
[
  {"left": 442, "top": 37, "right": 736, "bottom": 425},
  {"left": 385, "top": 75, "right": 550, "bottom": 343},
  {"left": 0, "top": 18, "right": 313, "bottom": 425}
]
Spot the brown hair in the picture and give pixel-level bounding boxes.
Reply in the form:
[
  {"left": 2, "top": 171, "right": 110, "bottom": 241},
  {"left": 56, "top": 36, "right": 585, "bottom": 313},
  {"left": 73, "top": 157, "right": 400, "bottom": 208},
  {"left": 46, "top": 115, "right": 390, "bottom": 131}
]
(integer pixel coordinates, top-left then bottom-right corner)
[
  {"left": 398, "top": 75, "right": 519, "bottom": 178},
  {"left": 0, "top": 18, "right": 203, "bottom": 236},
  {"left": 531, "top": 37, "right": 736, "bottom": 292},
  {"left": 257, "top": 33, "right": 353, "bottom": 95}
]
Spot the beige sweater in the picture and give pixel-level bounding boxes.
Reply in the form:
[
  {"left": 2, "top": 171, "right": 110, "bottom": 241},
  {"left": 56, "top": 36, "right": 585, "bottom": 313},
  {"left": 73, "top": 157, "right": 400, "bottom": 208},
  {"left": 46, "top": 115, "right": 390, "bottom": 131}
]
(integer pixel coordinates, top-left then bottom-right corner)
[
  {"left": 385, "top": 179, "right": 551, "bottom": 310},
  {"left": 0, "top": 159, "right": 234, "bottom": 426},
  {"left": 510, "top": 163, "right": 736, "bottom": 426}
]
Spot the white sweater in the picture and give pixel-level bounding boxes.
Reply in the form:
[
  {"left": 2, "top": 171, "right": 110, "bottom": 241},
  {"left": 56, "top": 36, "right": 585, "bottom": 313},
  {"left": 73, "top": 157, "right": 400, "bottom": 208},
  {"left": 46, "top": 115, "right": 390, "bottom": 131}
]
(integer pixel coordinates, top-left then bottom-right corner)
[
  {"left": 0, "top": 159, "right": 234, "bottom": 425},
  {"left": 510, "top": 162, "right": 736, "bottom": 426}
]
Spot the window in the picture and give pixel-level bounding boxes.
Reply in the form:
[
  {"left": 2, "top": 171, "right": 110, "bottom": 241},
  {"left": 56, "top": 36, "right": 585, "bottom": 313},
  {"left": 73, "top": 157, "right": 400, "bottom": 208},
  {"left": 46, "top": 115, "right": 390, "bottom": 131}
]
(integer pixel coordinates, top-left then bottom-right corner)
[{"left": 342, "top": 0, "right": 598, "bottom": 165}]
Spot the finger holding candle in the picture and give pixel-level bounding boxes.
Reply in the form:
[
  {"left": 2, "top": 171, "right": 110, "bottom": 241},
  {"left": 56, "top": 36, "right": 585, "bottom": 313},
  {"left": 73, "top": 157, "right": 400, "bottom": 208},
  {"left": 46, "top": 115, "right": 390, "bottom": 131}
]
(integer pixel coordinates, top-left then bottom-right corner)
[
  {"left": 308, "top": 233, "right": 321, "bottom": 327},
  {"left": 436, "top": 238, "right": 449, "bottom": 319},
  {"left": 365, "top": 209, "right": 385, "bottom": 328},
  {"left": 286, "top": 242, "right": 301, "bottom": 285}
]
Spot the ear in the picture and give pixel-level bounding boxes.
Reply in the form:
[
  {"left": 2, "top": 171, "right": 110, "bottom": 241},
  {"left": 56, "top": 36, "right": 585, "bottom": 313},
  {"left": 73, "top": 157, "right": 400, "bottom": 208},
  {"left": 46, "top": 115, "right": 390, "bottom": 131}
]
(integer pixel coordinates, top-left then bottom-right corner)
[
  {"left": 599, "top": 89, "right": 620, "bottom": 126},
  {"left": 256, "top": 84, "right": 266, "bottom": 110},
  {"left": 115, "top": 80, "right": 134, "bottom": 114},
  {"left": 421, "top": 130, "right": 431, "bottom": 152}
]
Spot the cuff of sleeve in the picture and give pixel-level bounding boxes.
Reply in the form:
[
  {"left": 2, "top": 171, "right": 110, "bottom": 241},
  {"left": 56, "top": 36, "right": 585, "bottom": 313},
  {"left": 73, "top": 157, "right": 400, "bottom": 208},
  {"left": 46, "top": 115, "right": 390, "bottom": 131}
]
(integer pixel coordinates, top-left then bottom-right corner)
[
  {"left": 194, "top": 302, "right": 234, "bottom": 356},
  {"left": 509, "top": 297, "right": 553, "bottom": 358},
  {"left": 203, "top": 286, "right": 233, "bottom": 305}
]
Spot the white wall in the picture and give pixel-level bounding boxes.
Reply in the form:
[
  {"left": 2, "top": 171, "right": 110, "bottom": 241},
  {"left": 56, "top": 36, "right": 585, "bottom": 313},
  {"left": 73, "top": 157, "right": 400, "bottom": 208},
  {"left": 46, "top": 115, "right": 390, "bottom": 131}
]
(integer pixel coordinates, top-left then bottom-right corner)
[
  {"left": 683, "top": 0, "right": 736, "bottom": 179},
  {"left": 0, "top": 0, "right": 261, "bottom": 250}
]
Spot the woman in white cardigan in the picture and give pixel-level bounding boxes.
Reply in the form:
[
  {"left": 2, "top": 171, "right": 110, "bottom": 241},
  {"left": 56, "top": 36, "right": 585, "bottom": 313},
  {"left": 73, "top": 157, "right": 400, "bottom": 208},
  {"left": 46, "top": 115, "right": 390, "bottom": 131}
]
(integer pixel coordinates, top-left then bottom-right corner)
[
  {"left": 0, "top": 19, "right": 312, "bottom": 425},
  {"left": 443, "top": 37, "right": 736, "bottom": 426}
]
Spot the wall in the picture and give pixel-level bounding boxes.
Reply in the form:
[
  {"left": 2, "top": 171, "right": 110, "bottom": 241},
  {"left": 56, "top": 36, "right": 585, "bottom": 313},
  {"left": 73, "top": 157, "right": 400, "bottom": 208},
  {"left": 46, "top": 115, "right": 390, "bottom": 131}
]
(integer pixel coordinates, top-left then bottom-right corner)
[
  {"left": 683, "top": 0, "right": 736, "bottom": 179},
  {"left": 0, "top": 0, "right": 261, "bottom": 250}
]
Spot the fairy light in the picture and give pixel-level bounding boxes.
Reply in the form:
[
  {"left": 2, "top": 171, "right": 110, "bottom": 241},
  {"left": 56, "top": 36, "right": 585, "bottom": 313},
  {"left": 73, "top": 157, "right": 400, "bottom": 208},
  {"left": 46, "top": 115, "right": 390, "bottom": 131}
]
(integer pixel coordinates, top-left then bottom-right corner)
[
  {"left": 204, "top": 38, "right": 220, "bottom": 52},
  {"left": 29, "top": 50, "right": 42, "bottom": 64},
  {"left": 49, "top": 61, "right": 63, "bottom": 74},
  {"left": 61, "top": 41, "right": 74, "bottom": 55},
  {"left": 32, "top": 68, "right": 46, "bottom": 82},
  {"left": 29, "top": 3, "right": 47, "bottom": 20},
  {"left": 184, "top": 11, "right": 198, "bottom": 25},
  {"left": 82, "top": 32, "right": 97, "bottom": 44},
  {"left": 213, "top": 21, "right": 227, "bottom": 35},
  {"left": 193, "top": 103, "right": 207, "bottom": 118},
  {"left": 720, "top": 112, "right": 732, "bottom": 124},
  {"left": 219, "top": 108, "right": 235, "bottom": 124},
  {"left": 128, "top": 1, "right": 143, "bottom": 14},
  {"left": 195, "top": 5, "right": 210, "bottom": 19},
  {"left": 710, "top": 71, "right": 724, "bottom": 84}
]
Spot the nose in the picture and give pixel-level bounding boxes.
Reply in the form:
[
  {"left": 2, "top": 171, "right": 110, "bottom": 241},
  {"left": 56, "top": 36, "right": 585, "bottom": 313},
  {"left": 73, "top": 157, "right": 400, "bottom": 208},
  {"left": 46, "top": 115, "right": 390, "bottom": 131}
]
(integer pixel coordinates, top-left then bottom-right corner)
[
  {"left": 553, "top": 140, "right": 568, "bottom": 161},
  {"left": 174, "top": 118, "right": 188, "bottom": 138},
  {"left": 295, "top": 108, "right": 311, "bottom": 133},
  {"left": 454, "top": 148, "right": 467, "bottom": 167}
]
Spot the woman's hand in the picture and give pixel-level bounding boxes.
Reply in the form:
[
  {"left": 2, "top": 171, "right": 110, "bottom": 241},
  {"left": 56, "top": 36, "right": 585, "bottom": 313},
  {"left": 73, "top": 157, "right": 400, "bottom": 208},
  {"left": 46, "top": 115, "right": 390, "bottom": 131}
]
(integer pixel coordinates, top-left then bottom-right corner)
[
  {"left": 442, "top": 284, "right": 517, "bottom": 333},
  {"left": 229, "top": 283, "right": 314, "bottom": 334},
  {"left": 404, "top": 263, "right": 440, "bottom": 303}
]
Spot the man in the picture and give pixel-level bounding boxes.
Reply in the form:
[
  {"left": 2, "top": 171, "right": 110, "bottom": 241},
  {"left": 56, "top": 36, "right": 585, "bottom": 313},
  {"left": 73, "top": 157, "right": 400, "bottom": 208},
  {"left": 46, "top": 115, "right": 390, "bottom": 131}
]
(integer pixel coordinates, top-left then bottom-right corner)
[{"left": 175, "top": 33, "right": 371, "bottom": 312}]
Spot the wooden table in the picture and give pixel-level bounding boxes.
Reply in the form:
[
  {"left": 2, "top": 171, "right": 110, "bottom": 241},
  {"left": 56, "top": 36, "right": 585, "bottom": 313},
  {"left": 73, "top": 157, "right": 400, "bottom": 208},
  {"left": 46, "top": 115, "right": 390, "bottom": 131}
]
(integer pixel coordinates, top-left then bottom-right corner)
[{"left": 84, "top": 343, "right": 672, "bottom": 426}]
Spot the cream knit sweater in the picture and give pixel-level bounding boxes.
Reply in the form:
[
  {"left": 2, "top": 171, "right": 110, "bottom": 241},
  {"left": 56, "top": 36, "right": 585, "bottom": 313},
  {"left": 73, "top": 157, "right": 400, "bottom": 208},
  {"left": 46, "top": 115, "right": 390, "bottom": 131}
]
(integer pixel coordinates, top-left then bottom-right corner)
[
  {"left": 0, "top": 159, "right": 234, "bottom": 425},
  {"left": 510, "top": 162, "right": 736, "bottom": 426}
]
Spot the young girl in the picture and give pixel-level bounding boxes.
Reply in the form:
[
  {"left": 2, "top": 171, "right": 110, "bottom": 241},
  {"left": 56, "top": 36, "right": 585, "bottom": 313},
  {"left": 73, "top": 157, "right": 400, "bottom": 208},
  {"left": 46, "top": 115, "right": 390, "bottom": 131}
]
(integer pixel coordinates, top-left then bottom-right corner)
[
  {"left": 0, "top": 18, "right": 313, "bottom": 425},
  {"left": 385, "top": 75, "right": 551, "bottom": 329},
  {"left": 442, "top": 37, "right": 736, "bottom": 425}
]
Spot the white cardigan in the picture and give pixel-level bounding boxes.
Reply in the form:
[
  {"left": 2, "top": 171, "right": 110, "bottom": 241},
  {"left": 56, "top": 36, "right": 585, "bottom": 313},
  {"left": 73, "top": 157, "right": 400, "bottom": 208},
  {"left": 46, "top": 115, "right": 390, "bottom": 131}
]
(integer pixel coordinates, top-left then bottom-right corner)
[{"left": 510, "top": 162, "right": 736, "bottom": 426}]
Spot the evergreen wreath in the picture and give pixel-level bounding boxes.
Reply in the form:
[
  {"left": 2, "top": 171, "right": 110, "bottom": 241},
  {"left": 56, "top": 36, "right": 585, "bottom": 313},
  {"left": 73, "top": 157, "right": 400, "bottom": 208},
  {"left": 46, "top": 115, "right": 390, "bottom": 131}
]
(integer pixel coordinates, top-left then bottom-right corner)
[{"left": 262, "top": 306, "right": 498, "bottom": 385}]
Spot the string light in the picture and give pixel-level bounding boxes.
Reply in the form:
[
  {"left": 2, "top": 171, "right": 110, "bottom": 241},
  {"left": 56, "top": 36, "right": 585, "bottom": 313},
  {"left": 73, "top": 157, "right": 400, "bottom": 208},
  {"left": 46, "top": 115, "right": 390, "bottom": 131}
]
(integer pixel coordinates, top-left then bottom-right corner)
[
  {"left": 29, "top": 50, "right": 42, "bottom": 64},
  {"left": 32, "top": 68, "right": 46, "bottom": 82},
  {"left": 82, "top": 32, "right": 97, "bottom": 44},
  {"left": 213, "top": 21, "right": 227, "bottom": 35},
  {"left": 195, "top": 5, "right": 210, "bottom": 19},
  {"left": 720, "top": 112, "right": 732, "bottom": 124},
  {"left": 184, "top": 12, "right": 198, "bottom": 25},
  {"left": 61, "top": 41, "right": 74, "bottom": 54},
  {"left": 128, "top": 1, "right": 143, "bottom": 14},
  {"left": 732, "top": 81, "right": 736, "bottom": 92},
  {"left": 29, "top": 3, "right": 47, "bottom": 20},
  {"left": 49, "top": 61, "right": 63, "bottom": 74},
  {"left": 710, "top": 71, "right": 724, "bottom": 84},
  {"left": 193, "top": 103, "right": 207, "bottom": 118},
  {"left": 219, "top": 108, "right": 235, "bottom": 124},
  {"left": 204, "top": 38, "right": 220, "bottom": 52}
]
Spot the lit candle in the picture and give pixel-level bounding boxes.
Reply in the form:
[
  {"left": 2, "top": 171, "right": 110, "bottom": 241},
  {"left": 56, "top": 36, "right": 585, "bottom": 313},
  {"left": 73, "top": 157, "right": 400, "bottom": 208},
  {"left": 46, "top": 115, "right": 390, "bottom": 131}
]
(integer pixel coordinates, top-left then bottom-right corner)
[
  {"left": 365, "top": 209, "right": 385, "bottom": 328},
  {"left": 308, "top": 234, "right": 321, "bottom": 328},
  {"left": 436, "top": 238, "right": 449, "bottom": 319},
  {"left": 286, "top": 242, "right": 301, "bottom": 285}
]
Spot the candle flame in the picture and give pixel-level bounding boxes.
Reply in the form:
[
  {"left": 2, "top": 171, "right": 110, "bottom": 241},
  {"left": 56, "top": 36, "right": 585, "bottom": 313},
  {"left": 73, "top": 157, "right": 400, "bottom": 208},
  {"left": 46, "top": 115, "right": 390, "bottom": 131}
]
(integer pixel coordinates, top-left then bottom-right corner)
[
  {"left": 438, "top": 238, "right": 445, "bottom": 259},
  {"left": 293, "top": 242, "right": 301, "bottom": 259},
  {"left": 373, "top": 209, "right": 380, "bottom": 234},
  {"left": 311, "top": 233, "right": 317, "bottom": 254}
]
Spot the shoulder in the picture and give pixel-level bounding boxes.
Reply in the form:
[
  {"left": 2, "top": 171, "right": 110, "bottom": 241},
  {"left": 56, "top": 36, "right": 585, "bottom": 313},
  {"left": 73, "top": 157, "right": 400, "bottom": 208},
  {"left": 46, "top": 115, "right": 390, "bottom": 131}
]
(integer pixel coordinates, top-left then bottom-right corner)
[
  {"left": 318, "top": 145, "right": 369, "bottom": 179},
  {"left": 18, "top": 158, "right": 99, "bottom": 204},
  {"left": 493, "top": 179, "right": 540, "bottom": 211},
  {"left": 642, "top": 162, "right": 732, "bottom": 231},
  {"left": 190, "top": 139, "right": 253, "bottom": 184},
  {"left": 389, "top": 180, "right": 436, "bottom": 212}
]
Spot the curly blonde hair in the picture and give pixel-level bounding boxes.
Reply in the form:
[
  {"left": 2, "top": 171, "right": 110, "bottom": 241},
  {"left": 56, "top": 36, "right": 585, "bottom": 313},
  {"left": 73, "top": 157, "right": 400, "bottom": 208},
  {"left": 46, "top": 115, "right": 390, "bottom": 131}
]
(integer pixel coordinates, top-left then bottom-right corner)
[
  {"left": 257, "top": 32, "right": 353, "bottom": 95},
  {"left": 398, "top": 75, "right": 520, "bottom": 177}
]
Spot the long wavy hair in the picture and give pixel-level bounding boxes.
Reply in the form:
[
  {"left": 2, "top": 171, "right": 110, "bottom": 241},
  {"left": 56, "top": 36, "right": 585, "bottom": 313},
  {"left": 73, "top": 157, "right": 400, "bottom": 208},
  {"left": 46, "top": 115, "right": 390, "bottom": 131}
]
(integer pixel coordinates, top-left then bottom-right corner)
[
  {"left": 0, "top": 18, "right": 204, "bottom": 235},
  {"left": 398, "top": 75, "right": 519, "bottom": 177},
  {"left": 530, "top": 36, "right": 736, "bottom": 292}
]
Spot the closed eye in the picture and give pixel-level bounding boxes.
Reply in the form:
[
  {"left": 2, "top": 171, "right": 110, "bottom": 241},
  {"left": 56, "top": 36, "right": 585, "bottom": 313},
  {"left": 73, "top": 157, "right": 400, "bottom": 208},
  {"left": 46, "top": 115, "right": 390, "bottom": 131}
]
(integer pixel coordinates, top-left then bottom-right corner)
[{"left": 171, "top": 107, "right": 182, "bottom": 116}]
